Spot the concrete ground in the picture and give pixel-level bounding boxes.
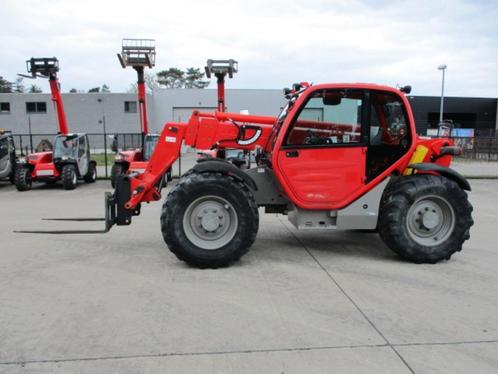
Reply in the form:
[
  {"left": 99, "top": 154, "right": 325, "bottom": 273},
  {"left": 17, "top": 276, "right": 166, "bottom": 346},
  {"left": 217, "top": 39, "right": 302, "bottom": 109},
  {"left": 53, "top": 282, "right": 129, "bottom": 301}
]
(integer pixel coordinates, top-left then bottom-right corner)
[{"left": 0, "top": 179, "right": 497, "bottom": 373}]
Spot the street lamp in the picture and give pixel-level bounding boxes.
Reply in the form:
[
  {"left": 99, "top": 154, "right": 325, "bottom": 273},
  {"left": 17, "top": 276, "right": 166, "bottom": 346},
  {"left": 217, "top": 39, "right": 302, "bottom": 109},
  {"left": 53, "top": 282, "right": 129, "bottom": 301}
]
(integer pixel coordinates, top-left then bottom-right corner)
[{"left": 437, "top": 64, "right": 447, "bottom": 123}]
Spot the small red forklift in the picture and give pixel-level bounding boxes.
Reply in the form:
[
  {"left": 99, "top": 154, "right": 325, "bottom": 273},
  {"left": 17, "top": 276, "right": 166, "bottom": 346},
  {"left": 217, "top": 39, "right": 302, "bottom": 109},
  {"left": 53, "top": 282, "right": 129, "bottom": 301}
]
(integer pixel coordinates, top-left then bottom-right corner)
[
  {"left": 19, "top": 82, "right": 473, "bottom": 268},
  {"left": 15, "top": 57, "right": 97, "bottom": 191},
  {"left": 110, "top": 39, "right": 170, "bottom": 187}
]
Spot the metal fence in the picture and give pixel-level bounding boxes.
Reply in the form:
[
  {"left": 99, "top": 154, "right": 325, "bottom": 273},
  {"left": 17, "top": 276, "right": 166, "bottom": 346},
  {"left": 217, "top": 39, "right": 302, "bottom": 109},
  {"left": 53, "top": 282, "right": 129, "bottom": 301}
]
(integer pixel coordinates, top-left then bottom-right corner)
[
  {"left": 449, "top": 137, "right": 498, "bottom": 161},
  {"left": 10, "top": 132, "right": 196, "bottom": 178},
  {"left": 10, "top": 132, "right": 498, "bottom": 179}
]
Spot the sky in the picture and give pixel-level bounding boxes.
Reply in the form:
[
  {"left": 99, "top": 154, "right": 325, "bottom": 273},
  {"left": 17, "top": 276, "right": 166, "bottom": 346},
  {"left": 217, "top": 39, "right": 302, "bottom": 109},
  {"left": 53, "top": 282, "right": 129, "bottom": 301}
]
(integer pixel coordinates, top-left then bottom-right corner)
[{"left": 0, "top": 0, "right": 497, "bottom": 97}]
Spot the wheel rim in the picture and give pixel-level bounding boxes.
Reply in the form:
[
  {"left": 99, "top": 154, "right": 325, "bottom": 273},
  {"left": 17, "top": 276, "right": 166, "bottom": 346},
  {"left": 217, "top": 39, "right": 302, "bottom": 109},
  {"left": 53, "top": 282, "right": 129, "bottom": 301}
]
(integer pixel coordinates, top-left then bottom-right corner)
[
  {"left": 92, "top": 168, "right": 96, "bottom": 180},
  {"left": 183, "top": 195, "right": 238, "bottom": 250},
  {"left": 72, "top": 172, "right": 77, "bottom": 185},
  {"left": 406, "top": 195, "right": 455, "bottom": 246}
]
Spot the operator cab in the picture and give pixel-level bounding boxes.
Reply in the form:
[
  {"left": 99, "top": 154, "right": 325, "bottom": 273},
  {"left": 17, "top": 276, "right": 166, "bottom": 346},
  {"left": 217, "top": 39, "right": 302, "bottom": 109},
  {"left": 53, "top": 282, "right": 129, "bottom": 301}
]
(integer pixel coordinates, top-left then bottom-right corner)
[
  {"left": 0, "top": 129, "right": 15, "bottom": 181},
  {"left": 53, "top": 133, "right": 91, "bottom": 177},
  {"left": 274, "top": 84, "right": 413, "bottom": 208}
]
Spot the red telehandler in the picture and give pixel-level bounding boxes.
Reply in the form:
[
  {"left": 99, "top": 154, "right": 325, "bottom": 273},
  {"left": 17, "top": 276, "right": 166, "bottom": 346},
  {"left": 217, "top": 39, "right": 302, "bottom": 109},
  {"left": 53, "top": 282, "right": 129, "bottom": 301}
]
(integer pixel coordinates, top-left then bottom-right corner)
[
  {"left": 15, "top": 57, "right": 97, "bottom": 191},
  {"left": 110, "top": 39, "right": 171, "bottom": 187},
  {"left": 18, "top": 82, "right": 473, "bottom": 268}
]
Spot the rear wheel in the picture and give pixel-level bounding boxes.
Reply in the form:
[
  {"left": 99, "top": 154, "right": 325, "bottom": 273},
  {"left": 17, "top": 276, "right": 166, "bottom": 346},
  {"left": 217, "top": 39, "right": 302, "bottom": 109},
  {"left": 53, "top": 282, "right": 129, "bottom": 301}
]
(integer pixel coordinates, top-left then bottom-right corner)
[
  {"left": 161, "top": 172, "right": 259, "bottom": 268},
  {"left": 84, "top": 162, "right": 97, "bottom": 183},
  {"left": 110, "top": 163, "right": 124, "bottom": 188},
  {"left": 379, "top": 175, "right": 473, "bottom": 263},
  {"left": 15, "top": 166, "right": 32, "bottom": 191},
  {"left": 62, "top": 164, "right": 77, "bottom": 190}
]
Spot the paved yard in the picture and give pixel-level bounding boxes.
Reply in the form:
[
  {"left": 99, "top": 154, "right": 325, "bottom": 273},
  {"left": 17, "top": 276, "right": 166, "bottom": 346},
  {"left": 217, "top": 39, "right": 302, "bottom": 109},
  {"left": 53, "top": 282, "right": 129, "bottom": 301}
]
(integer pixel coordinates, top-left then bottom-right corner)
[{"left": 0, "top": 179, "right": 497, "bottom": 373}]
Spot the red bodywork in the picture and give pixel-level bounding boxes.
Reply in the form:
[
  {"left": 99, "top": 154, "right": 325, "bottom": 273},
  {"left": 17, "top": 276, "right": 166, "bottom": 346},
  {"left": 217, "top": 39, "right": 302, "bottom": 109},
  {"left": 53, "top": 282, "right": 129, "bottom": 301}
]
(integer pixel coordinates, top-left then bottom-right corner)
[{"left": 121, "top": 83, "right": 456, "bottom": 212}]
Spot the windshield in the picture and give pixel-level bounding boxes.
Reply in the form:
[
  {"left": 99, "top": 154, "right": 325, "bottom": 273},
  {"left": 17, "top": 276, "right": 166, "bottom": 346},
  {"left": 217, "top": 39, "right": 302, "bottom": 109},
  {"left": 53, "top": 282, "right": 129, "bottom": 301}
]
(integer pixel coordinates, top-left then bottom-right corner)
[
  {"left": 268, "top": 91, "right": 304, "bottom": 149},
  {"left": 143, "top": 134, "right": 159, "bottom": 161},
  {"left": 54, "top": 135, "right": 79, "bottom": 159},
  {"left": 277, "top": 101, "right": 291, "bottom": 123}
]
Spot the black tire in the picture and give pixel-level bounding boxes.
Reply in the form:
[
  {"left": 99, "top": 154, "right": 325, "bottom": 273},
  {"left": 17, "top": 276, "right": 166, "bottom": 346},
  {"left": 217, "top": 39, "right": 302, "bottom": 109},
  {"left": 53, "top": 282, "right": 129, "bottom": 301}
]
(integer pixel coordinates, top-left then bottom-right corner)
[
  {"left": 62, "top": 164, "right": 78, "bottom": 190},
  {"left": 84, "top": 162, "right": 97, "bottom": 183},
  {"left": 161, "top": 171, "right": 259, "bottom": 268},
  {"left": 379, "top": 175, "right": 473, "bottom": 263},
  {"left": 15, "top": 166, "right": 32, "bottom": 191},
  {"left": 110, "top": 163, "right": 123, "bottom": 188}
]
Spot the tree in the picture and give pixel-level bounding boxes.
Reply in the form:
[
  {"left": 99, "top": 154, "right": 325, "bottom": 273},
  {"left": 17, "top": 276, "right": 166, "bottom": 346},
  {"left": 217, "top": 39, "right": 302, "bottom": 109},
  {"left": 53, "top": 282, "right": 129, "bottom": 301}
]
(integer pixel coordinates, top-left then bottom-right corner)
[
  {"left": 69, "top": 88, "right": 78, "bottom": 93},
  {"left": 13, "top": 77, "right": 25, "bottom": 93},
  {"left": 156, "top": 67, "right": 210, "bottom": 89},
  {"left": 185, "top": 68, "right": 209, "bottom": 88},
  {"left": 0, "top": 76, "right": 12, "bottom": 93},
  {"left": 88, "top": 84, "right": 110, "bottom": 93},
  {"left": 156, "top": 68, "right": 185, "bottom": 88},
  {"left": 28, "top": 84, "right": 42, "bottom": 93}
]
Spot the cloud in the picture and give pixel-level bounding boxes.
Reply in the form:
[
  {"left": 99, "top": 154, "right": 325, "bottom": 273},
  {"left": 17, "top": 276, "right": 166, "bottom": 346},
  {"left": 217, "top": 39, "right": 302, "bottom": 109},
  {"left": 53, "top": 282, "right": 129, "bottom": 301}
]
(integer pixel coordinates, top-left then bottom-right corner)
[{"left": 0, "top": 0, "right": 496, "bottom": 97}]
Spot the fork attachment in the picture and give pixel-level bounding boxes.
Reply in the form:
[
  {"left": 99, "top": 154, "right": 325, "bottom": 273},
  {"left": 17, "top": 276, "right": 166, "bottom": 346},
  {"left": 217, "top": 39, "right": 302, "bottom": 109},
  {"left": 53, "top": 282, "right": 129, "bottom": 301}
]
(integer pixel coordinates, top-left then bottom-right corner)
[{"left": 14, "top": 175, "right": 138, "bottom": 234}]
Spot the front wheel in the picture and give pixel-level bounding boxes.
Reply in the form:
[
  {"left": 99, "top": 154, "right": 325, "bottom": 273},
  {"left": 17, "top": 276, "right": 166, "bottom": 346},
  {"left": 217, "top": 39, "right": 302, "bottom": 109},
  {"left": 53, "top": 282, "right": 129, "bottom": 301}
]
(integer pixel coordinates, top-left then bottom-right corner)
[
  {"left": 379, "top": 175, "right": 473, "bottom": 263},
  {"left": 84, "top": 162, "right": 97, "bottom": 183},
  {"left": 161, "top": 172, "right": 259, "bottom": 268},
  {"left": 15, "top": 166, "right": 32, "bottom": 191},
  {"left": 62, "top": 164, "right": 78, "bottom": 190}
]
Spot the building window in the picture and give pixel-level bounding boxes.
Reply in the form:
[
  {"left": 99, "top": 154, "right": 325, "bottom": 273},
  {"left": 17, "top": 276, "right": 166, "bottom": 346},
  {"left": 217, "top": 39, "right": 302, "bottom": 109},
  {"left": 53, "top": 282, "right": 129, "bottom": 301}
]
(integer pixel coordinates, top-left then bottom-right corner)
[
  {"left": 26, "top": 102, "right": 47, "bottom": 113},
  {"left": 0, "top": 102, "right": 10, "bottom": 114},
  {"left": 124, "top": 101, "right": 137, "bottom": 113}
]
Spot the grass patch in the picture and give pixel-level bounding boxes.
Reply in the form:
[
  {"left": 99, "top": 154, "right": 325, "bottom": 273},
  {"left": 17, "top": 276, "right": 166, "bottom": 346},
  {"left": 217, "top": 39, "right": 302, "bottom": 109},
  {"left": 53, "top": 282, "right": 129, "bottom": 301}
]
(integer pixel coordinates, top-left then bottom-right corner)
[{"left": 91, "top": 153, "right": 115, "bottom": 166}]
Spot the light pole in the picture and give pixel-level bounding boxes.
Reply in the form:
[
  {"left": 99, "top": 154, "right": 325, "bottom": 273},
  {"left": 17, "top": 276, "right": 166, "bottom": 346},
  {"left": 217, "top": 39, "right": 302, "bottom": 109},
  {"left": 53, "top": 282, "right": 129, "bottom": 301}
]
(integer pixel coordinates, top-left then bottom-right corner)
[{"left": 438, "top": 64, "right": 447, "bottom": 123}]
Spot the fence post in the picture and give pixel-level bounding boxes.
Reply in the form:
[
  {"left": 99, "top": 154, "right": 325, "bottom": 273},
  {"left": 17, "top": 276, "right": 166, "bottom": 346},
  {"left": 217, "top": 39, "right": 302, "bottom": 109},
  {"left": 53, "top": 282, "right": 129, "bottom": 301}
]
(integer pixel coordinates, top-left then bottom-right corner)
[
  {"left": 489, "top": 137, "right": 492, "bottom": 162},
  {"left": 103, "top": 116, "right": 108, "bottom": 178},
  {"left": 28, "top": 117, "right": 33, "bottom": 153}
]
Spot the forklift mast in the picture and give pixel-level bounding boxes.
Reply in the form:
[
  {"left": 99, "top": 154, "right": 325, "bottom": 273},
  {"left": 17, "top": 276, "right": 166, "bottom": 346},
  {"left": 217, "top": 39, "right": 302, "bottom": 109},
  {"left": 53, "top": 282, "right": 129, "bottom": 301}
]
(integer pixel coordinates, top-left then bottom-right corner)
[
  {"left": 25, "top": 57, "right": 69, "bottom": 135},
  {"left": 118, "top": 39, "right": 156, "bottom": 135},
  {"left": 205, "top": 59, "right": 238, "bottom": 112}
]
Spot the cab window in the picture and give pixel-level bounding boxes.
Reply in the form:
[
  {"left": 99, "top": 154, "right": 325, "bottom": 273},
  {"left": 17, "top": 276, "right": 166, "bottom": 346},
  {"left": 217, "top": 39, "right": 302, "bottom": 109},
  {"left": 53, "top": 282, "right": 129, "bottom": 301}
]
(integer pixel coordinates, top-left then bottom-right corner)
[
  {"left": 285, "top": 90, "right": 364, "bottom": 146},
  {"left": 369, "top": 92, "right": 409, "bottom": 147},
  {"left": 367, "top": 91, "right": 411, "bottom": 180},
  {"left": 78, "top": 136, "right": 86, "bottom": 157}
]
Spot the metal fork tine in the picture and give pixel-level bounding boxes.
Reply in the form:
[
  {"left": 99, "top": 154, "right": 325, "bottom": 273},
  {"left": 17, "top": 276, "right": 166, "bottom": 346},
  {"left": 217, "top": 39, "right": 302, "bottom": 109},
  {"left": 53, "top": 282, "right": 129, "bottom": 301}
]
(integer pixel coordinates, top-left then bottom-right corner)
[
  {"left": 42, "top": 218, "right": 105, "bottom": 222},
  {"left": 13, "top": 229, "right": 110, "bottom": 234}
]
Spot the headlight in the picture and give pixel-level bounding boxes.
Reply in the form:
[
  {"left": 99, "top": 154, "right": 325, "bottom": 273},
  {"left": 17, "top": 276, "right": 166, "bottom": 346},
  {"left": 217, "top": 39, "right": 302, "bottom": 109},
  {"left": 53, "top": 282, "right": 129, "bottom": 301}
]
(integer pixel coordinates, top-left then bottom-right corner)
[
  {"left": 17, "top": 157, "right": 26, "bottom": 163},
  {"left": 115, "top": 154, "right": 122, "bottom": 161},
  {"left": 62, "top": 156, "right": 68, "bottom": 161}
]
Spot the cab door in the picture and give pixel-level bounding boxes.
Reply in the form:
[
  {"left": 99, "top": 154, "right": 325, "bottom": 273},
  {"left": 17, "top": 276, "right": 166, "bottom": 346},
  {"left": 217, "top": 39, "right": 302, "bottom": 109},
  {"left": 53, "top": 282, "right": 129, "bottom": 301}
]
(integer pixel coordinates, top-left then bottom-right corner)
[
  {"left": 276, "top": 89, "right": 367, "bottom": 208},
  {"left": 77, "top": 135, "right": 89, "bottom": 176}
]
